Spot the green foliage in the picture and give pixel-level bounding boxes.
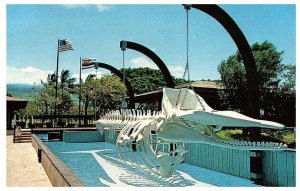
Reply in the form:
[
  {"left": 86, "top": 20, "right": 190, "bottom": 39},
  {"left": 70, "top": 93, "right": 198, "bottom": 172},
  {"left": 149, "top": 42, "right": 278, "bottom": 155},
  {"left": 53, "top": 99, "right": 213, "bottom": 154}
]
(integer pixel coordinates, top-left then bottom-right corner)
[
  {"left": 22, "top": 67, "right": 193, "bottom": 116},
  {"left": 79, "top": 74, "right": 126, "bottom": 116},
  {"left": 173, "top": 77, "right": 189, "bottom": 86},
  {"left": 216, "top": 129, "right": 244, "bottom": 140},
  {"left": 217, "top": 55, "right": 247, "bottom": 112},
  {"left": 121, "top": 67, "right": 165, "bottom": 94},
  {"left": 218, "top": 41, "right": 295, "bottom": 125},
  {"left": 97, "top": 75, "right": 126, "bottom": 112},
  {"left": 23, "top": 70, "right": 77, "bottom": 115},
  {"left": 121, "top": 67, "right": 188, "bottom": 94},
  {"left": 282, "top": 64, "right": 296, "bottom": 94},
  {"left": 26, "top": 82, "right": 56, "bottom": 115},
  {"left": 217, "top": 129, "right": 295, "bottom": 144},
  {"left": 282, "top": 133, "right": 295, "bottom": 144}
]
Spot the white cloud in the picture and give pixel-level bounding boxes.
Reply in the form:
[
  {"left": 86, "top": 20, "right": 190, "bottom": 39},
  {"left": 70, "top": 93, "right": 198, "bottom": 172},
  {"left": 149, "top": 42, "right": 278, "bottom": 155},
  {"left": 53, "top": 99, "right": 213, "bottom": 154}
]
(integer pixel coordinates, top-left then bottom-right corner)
[
  {"left": 96, "top": 5, "right": 110, "bottom": 12},
  {"left": 73, "top": 71, "right": 103, "bottom": 83},
  {"left": 61, "top": 4, "right": 88, "bottom": 9},
  {"left": 6, "top": 65, "right": 105, "bottom": 85},
  {"left": 7, "top": 66, "right": 53, "bottom": 84},
  {"left": 61, "top": 4, "right": 110, "bottom": 13},
  {"left": 71, "top": 73, "right": 80, "bottom": 83},
  {"left": 167, "top": 65, "right": 185, "bottom": 78},
  {"left": 129, "top": 56, "right": 158, "bottom": 70},
  {"left": 128, "top": 56, "right": 184, "bottom": 78}
]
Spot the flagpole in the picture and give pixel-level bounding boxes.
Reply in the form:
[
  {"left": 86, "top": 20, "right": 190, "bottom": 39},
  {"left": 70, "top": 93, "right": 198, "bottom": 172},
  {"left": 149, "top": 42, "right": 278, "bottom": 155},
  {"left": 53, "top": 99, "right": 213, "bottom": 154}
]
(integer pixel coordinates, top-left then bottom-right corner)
[
  {"left": 78, "top": 57, "right": 82, "bottom": 125},
  {"left": 54, "top": 39, "right": 60, "bottom": 116},
  {"left": 94, "top": 67, "right": 98, "bottom": 120}
]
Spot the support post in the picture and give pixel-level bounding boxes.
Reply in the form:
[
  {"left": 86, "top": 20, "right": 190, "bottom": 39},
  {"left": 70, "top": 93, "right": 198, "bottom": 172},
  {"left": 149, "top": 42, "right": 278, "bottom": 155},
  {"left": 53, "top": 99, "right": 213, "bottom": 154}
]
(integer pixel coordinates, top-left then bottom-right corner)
[
  {"left": 250, "top": 150, "right": 264, "bottom": 184},
  {"left": 78, "top": 57, "right": 82, "bottom": 125},
  {"left": 54, "top": 39, "right": 60, "bottom": 116}
]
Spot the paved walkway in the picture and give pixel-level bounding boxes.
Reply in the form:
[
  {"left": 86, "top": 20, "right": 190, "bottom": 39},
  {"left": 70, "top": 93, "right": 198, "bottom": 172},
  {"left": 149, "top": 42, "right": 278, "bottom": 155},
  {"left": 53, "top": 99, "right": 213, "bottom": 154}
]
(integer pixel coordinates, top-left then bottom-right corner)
[{"left": 6, "top": 136, "right": 52, "bottom": 187}]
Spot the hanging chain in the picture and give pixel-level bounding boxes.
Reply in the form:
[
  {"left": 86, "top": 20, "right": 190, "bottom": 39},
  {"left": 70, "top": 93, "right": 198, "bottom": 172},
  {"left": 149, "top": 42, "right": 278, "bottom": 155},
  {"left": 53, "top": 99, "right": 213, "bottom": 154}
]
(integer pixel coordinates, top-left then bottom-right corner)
[
  {"left": 176, "top": 6, "right": 206, "bottom": 111},
  {"left": 180, "top": 7, "right": 191, "bottom": 109},
  {"left": 185, "top": 6, "right": 190, "bottom": 82},
  {"left": 176, "top": 7, "right": 190, "bottom": 108}
]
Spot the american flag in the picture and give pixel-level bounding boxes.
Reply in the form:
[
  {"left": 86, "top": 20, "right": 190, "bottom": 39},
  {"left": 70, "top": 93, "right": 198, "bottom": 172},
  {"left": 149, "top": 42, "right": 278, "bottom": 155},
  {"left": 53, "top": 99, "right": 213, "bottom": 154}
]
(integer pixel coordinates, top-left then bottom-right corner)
[{"left": 58, "top": 39, "right": 74, "bottom": 52}]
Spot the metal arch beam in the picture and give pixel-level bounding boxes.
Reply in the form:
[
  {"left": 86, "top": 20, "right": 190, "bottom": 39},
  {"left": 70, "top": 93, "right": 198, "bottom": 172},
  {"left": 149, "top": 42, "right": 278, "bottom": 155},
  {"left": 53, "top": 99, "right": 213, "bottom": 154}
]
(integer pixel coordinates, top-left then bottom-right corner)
[
  {"left": 189, "top": 4, "right": 260, "bottom": 118},
  {"left": 120, "top": 40, "right": 175, "bottom": 88},
  {"left": 94, "top": 62, "right": 135, "bottom": 109}
]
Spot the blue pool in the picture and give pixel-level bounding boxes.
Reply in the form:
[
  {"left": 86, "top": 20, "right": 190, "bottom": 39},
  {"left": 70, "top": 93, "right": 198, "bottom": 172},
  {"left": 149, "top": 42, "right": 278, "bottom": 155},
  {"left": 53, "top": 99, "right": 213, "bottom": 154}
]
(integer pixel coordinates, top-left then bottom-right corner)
[{"left": 40, "top": 137, "right": 262, "bottom": 187}]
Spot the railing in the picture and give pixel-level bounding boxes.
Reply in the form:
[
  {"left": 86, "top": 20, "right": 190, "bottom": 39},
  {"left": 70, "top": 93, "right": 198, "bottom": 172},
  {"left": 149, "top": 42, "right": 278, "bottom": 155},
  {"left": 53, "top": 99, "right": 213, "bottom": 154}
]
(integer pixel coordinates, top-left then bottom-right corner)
[{"left": 31, "top": 114, "right": 95, "bottom": 128}]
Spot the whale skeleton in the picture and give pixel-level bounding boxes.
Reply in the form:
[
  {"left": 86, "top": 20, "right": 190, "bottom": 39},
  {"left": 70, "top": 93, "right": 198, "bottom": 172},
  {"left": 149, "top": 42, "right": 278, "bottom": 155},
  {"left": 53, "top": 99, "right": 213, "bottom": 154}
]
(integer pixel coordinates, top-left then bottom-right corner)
[{"left": 95, "top": 88, "right": 287, "bottom": 178}]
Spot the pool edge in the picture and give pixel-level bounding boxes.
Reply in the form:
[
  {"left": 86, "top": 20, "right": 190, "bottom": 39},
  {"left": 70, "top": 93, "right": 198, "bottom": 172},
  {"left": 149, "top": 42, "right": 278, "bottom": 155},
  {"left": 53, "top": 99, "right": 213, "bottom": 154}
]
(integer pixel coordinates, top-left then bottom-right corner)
[{"left": 31, "top": 134, "right": 85, "bottom": 187}]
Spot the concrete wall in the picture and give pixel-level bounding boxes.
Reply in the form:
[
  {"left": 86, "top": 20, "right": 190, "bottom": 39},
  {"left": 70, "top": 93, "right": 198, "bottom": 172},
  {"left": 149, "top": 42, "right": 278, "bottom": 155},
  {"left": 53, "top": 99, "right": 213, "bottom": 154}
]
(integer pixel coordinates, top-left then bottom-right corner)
[
  {"left": 104, "top": 129, "right": 119, "bottom": 144},
  {"left": 63, "top": 131, "right": 104, "bottom": 143}
]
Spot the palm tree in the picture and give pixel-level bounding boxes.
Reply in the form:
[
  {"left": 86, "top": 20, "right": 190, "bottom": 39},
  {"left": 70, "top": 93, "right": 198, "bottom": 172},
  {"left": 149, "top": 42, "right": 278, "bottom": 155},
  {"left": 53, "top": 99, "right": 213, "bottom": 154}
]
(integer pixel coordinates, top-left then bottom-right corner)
[
  {"left": 47, "top": 73, "right": 56, "bottom": 85},
  {"left": 59, "top": 69, "right": 76, "bottom": 114}
]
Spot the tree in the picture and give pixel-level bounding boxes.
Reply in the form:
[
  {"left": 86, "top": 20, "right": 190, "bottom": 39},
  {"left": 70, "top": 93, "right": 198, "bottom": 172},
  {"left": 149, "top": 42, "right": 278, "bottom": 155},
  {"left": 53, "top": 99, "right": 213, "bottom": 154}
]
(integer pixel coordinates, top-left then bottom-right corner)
[
  {"left": 96, "top": 75, "right": 126, "bottom": 114},
  {"left": 81, "top": 74, "right": 96, "bottom": 118},
  {"left": 79, "top": 74, "right": 126, "bottom": 122},
  {"left": 282, "top": 64, "right": 296, "bottom": 94},
  {"left": 59, "top": 69, "right": 76, "bottom": 114},
  {"left": 29, "top": 82, "right": 55, "bottom": 115},
  {"left": 218, "top": 41, "right": 295, "bottom": 127},
  {"left": 121, "top": 67, "right": 188, "bottom": 94},
  {"left": 218, "top": 55, "right": 247, "bottom": 112},
  {"left": 25, "top": 70, "right": 76, "bottom": 115}
]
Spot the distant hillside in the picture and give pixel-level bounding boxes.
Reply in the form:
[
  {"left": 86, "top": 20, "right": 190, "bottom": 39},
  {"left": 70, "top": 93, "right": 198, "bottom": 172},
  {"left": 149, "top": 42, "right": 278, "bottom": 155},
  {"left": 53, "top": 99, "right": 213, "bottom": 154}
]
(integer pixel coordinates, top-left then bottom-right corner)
[
  {"left": 6, "top": 83, "right": 79, "bottom": 103},
  {"left": 6, "top": 84, "right": 37, "bottom": 101}
]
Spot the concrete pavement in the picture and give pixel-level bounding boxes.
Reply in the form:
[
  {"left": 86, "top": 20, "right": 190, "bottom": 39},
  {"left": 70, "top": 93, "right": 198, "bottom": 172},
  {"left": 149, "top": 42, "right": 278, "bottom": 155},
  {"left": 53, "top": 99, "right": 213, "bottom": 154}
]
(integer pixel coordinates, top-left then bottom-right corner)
[{"left": 6, "top": 136, "right": 52, "bottom": 187}]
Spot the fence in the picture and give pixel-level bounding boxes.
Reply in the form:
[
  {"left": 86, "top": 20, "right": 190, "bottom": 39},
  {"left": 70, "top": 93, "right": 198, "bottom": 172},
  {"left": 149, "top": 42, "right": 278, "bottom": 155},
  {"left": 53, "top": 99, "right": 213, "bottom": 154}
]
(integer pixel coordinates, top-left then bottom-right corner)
[
  {"left": 101, "top": 129, "right": 295, "bottom": 186},
  {"left": 184, "top": 143, "right": 295, "bottom": 187}
]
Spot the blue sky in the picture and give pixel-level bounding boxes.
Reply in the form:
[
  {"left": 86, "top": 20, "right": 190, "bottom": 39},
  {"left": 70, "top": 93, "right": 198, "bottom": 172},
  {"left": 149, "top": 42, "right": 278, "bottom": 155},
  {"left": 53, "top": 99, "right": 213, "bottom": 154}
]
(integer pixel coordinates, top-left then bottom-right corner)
[{"left": 6, "top": 4, "right": 296, "bottom": 84}]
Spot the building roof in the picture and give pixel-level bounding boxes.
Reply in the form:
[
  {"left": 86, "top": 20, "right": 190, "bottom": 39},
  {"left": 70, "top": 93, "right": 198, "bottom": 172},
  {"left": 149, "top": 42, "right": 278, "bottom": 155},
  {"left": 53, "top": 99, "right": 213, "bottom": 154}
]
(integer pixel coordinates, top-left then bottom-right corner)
[
  {"left": 6, "top": 96, "right": 27, "bottom": 102},
  {"left": 7, "top": 96, "right": 28, "bottom": 111},
  {"left": 131, "top": 81, "right": 223, "bottom": 103},
  {"left": 175, "top": 81, "right": 224, "bottom": 89},
  {"left": 135, "top": 81, "right": 223, "bottom": 97}
]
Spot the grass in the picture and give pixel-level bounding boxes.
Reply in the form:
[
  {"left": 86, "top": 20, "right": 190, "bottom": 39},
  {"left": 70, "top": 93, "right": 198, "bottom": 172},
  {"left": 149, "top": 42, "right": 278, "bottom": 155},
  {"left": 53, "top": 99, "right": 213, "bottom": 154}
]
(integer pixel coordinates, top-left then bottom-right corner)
[
  {"left": 216, "top": 129, "right": 242, "bottom": 140},
  {"left": 216, "top": 129, "right": 295, "bottom": 145}
]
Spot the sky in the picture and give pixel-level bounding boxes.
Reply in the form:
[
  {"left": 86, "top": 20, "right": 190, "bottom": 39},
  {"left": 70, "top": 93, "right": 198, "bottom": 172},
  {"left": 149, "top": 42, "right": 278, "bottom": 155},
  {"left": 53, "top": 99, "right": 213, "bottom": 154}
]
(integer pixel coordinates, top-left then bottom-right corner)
[{"left": 6, "top": 3, "right": 296, "bottom": 84}]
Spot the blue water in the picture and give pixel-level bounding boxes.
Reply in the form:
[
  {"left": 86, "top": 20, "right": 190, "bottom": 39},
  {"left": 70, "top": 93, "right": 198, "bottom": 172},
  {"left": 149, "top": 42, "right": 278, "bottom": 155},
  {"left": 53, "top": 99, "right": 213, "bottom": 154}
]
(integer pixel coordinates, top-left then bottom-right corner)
[
  {"left": 43, "top": 140, "right": 262, "bottom": 187},
  {"left": 45, "top": 141, "right": 115, "bottom": 186}
]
